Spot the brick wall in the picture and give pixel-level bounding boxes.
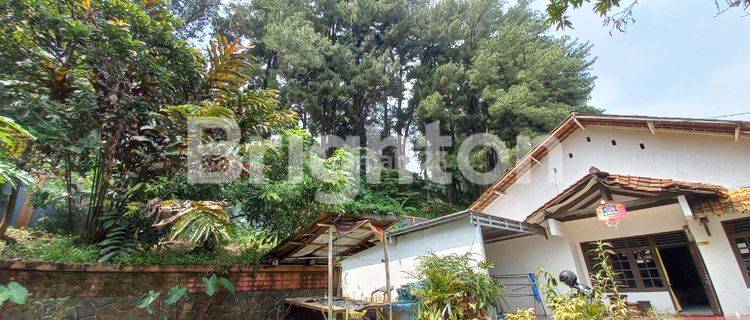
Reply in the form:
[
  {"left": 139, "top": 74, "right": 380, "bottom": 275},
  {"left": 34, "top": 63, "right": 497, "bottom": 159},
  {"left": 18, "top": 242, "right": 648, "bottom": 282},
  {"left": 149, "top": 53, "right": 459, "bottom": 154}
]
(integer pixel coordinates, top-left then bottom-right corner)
[{"left": 0, "top": 260, "right": 337, "bottom": 319}]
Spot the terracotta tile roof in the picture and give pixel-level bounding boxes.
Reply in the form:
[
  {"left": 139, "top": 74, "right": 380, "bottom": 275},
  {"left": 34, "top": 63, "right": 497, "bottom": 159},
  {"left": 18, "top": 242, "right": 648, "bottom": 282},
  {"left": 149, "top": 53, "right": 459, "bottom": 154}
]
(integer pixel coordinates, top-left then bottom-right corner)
[
  {"left": 690, "top": 186, "right": 750, "bottom": 216},
  {"left": 602, "top": 174, "right": 724, "bottom": 194},
  {"left": 528, "top": 168, "right": 726, "bottom": 221},
  {"left": 470, "top": 113, "right": 749, "bottom": 212}
]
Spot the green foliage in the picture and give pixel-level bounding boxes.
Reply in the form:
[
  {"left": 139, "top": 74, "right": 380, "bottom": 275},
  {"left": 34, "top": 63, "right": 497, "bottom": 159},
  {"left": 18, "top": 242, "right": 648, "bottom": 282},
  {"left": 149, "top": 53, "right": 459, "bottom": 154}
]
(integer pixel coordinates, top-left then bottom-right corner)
[
  {"left": 166, "top": 201, "right": 235, "bottom": 246},
  {"left": 165, "top": 285, "right": 189, "bottom": 306},
  {"left": 0, "top": 161, "right": 34, "bottom": 189},
  {"left": 504, "top": 308, "right": 536, "bottom": 320},
  {"left": 0, "top": 0, "right": 294, "bottom": 245},
  {"left": 0, "top": 281, "right": 30, "bottom": 306},
  {"left": 202, "top": 274, "right": 235, "bottom": 297},
  {"left": 170, "top": 0, "right": 221, "bottom": 38},
  {"left": 0, "top": 228, "right": 98, "bottom": 263},
  {"left": 365, "top": 169, "right": 464, "bottom": 218},
  {"left": 137, "top": 290, "right": 161, "bottom": 314},
  {"left": 544, "top": 0, "right": 750, "bottom": 31},
  {"left": 113, "top": 249, "right": 249, "bottom": 265},
  {"left": 203, "top": 275, "right": 218, "bottom": 297},
  {"left": 0, "top": 226, "right": 276, "bottom": 265},
  {"left": 410, "top": 253, "right": 504, "bottom": 320},
  {"left": 0, "top": 115, "right": 34, "bottom": 160},
  {"left": 506, "top": 241, "right": 672, "bottom": 320},
  {"left": 219, "top": 277, "right": 236, "bottom": 295},
  {"left": 136, "top": 274, "right": 235, "bottom": 319},
  {"left": 411, "top": 1, "right": 597, "bottom": 204},
  {"left": 97, "top": 211, "right": 137, "bottom": 263}
]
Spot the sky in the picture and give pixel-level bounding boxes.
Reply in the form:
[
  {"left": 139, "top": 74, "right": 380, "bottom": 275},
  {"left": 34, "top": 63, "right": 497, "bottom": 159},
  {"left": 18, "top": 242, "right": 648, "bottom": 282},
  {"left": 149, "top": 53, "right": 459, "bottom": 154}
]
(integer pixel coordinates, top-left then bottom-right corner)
[{"left": 530, "top": 0, "right": 750, "bottom": 121}]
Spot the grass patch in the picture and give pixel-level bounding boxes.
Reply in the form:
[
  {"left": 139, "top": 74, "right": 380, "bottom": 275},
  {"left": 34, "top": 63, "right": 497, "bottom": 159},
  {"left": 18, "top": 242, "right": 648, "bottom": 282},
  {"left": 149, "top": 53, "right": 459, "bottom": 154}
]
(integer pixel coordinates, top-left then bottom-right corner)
[
  {"left": 113, "top": 247, "right": 267, "bottom": 266},
  {"left": 0, "top": 227, "right": 275, "bottom": 266},
  {"left": 0, "top": 228, "right": 98, "bottom": 263}
]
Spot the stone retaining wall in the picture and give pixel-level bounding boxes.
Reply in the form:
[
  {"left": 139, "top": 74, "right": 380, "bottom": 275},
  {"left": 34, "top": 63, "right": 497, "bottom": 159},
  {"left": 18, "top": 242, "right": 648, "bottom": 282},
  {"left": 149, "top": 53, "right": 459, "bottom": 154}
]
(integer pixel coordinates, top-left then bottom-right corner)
[{"left": 0, "top": 260, "right": 335, "bottom": 319}]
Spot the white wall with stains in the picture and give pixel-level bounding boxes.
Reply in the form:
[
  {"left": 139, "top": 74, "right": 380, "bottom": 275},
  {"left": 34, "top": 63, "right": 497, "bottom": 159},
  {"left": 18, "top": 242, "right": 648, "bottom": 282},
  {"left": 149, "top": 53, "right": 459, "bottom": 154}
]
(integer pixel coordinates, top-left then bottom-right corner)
[{"left": 340, "top": 217, "right": 485, "bottom": 300}]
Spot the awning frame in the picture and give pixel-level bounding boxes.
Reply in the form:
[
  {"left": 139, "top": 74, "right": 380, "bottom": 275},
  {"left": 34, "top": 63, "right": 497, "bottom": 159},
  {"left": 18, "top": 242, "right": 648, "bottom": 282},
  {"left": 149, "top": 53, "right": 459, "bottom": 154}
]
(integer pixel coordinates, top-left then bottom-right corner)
[{"left": 388, "top": 210, "right": 546, "bottom": 244}]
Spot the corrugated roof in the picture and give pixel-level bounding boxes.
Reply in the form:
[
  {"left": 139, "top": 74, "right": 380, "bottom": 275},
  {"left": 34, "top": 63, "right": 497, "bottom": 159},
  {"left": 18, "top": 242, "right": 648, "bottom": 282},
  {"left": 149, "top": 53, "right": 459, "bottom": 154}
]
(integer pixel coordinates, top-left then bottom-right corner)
[
  {"left": 470, "top": 113, "right": 750, "bottom": 212},
  {"left": 264, "top": 212, "right": 399, "bottom": 265}
]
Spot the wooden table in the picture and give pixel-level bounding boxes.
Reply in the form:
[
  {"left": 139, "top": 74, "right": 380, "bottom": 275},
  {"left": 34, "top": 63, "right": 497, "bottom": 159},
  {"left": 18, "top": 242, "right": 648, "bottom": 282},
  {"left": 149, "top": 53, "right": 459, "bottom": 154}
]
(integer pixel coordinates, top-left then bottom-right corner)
[{"left": 284, "top": 297, "right": 390, "bottom": 319}]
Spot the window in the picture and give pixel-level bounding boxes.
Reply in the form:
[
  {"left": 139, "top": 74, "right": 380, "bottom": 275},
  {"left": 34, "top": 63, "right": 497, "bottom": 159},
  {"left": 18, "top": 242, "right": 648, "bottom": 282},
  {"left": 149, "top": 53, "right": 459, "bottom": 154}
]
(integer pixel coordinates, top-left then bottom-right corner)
[
  {"left": 633, "top": 249, "right": 664, "bottom": 288},
  {"left": 581, "top": 244, "right": 667, "bottom": 292},
  {"left": 581, "top": 233, "right": 688, "bottom": 291},
  {"left": 611, "top": 251, "right": 638, "bottom": 289},
  {"left": 722, "top": 218, "right": 750, "bottom": 287}
]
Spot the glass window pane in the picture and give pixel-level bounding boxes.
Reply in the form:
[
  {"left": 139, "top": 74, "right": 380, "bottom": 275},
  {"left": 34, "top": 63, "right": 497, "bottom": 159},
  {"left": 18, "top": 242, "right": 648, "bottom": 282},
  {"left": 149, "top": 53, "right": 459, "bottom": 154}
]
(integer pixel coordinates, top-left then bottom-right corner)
[
  {"left": 607, "top": 250, "right": 637, "bottom": 289},
  {"left": 632, "top": 248, "right": 664, "bottom": 289},
  {"left": 731, "top": 236, "right": 750, "bottom": 281}
]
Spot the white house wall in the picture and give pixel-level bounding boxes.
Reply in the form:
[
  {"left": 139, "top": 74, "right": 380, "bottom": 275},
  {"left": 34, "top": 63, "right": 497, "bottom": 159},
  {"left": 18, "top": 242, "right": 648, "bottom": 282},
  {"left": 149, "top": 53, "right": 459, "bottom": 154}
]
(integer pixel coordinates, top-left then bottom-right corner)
[
  {"left": 483, "top": 126, "right": 750, "bottom": 221},
  {"left": 563, "top": 204, "right": 689, "bottom": 313},
  {"left": 685, "top": 212, "right": 750, "bottom": 316},
  {"left": 340, "top": 217, "right": 485, "bottom": 300},
  {"left": 484, "top": 205, "right": 685, "bottom": 314},
  {"left": 483, "top": 202, "right": 750, "bottom": 315},
  {"left": 484, "top": 233, "right": 579, "bottom": 314}
]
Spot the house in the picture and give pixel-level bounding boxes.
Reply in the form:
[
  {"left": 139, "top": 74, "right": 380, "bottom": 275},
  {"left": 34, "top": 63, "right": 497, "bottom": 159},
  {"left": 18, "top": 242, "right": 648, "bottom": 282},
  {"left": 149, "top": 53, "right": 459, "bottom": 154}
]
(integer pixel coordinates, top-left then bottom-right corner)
[{"left": 341, "top": 113, "right": 750, "bottom": 317}]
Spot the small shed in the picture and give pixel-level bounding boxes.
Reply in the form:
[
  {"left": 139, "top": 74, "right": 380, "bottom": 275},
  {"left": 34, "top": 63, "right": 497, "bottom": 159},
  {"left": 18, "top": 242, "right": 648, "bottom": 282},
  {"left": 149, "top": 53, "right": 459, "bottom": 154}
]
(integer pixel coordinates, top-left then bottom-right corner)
[
  {"left": 265, "top": 212, "right": 400, "bottom": 265},
  {"left": 265, "top": 212, "right": 402, "bottom": 319}
]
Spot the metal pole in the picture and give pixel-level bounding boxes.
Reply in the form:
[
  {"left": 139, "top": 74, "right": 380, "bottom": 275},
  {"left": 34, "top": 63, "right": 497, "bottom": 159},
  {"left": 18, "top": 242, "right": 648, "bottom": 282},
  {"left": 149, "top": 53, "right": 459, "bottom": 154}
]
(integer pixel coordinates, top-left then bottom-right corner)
[
  {"left": 328, "top": 225, "right": 334, "bottom": 319},
  {"left": 382, "top": 231, "right": 393, "bottom": 320}
]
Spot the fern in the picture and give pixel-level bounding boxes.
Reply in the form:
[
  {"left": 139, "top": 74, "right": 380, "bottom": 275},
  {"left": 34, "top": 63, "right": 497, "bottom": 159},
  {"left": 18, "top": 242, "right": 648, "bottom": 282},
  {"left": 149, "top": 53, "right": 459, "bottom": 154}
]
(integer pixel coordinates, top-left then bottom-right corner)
[{"left": 98, "top": 212, "right": 136, "bottom": 262}]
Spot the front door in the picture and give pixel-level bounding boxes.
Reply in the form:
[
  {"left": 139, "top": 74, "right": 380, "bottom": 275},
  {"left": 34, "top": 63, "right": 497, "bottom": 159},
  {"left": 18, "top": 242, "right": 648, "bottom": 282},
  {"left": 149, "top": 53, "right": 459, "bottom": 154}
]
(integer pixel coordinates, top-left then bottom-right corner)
[
  {"left": 686, "top": 241, "right": 722, "bottom": 315},
  {"left": 659, "top": 244, "right": 715, "bottom": 315}
]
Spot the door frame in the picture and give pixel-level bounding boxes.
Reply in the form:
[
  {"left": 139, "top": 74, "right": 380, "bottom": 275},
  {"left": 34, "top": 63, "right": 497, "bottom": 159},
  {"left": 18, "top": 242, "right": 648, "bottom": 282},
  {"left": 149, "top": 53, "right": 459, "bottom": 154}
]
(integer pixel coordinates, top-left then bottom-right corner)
[{"left": 683, "top": 227, "right": 723, "bottom": 315}]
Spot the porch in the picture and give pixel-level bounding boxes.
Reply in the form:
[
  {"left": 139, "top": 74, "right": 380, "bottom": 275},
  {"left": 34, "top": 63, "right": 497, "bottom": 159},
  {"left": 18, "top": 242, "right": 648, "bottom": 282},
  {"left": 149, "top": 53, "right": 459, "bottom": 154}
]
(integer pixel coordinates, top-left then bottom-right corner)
[{"left": 482, "top": 169, "right": 750, "bottom": 317}]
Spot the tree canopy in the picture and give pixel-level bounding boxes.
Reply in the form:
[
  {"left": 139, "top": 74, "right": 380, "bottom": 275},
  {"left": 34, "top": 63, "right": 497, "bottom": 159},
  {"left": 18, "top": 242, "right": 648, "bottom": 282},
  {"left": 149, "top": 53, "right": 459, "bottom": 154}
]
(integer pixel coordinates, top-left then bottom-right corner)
[
  {"left": 217, "top": 0, "right": 598, "bottom": 203},
  {"left": 1, "top": 0, "right": 599, "bottom": 262}
]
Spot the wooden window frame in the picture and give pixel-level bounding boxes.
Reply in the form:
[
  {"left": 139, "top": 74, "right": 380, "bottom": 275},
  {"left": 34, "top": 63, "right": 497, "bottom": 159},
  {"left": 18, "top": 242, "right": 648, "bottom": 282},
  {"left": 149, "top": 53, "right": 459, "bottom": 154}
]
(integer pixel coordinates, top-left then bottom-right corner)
[
  {"left": 721, "top": 218, "right": 750, "bottom": 288},
  {"left": 581, "top": 243, "right": 668, "bottom": 293}
]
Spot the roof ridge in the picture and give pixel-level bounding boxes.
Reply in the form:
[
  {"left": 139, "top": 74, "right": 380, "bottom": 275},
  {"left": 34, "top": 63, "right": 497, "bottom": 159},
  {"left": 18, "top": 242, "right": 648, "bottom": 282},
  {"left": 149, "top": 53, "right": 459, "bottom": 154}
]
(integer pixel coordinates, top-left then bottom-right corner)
[{"left": 469, "top": 113, "right": 747, "bottom": 212}]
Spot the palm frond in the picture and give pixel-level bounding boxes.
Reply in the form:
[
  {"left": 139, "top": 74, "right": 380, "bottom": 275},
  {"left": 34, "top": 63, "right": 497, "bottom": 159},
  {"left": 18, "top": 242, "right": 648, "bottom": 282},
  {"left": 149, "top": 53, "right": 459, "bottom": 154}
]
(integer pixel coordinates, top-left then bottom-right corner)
[
  {"left": 202, "top": 35, "right": 253, "bottom": 103},
  {"left": 157, "top": 200, "right": 235, "bottom": 245}
]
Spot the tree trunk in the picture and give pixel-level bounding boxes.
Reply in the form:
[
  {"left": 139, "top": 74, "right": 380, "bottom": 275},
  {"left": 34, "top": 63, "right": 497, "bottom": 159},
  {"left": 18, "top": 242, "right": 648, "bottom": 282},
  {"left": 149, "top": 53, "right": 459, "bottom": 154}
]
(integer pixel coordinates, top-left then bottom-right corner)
[
  {"left": 0, "top": 184, "right": 20, "bottom": 239},
  {"left": 65, "top": 156, "right": 75, "bottom": 234},
  {"left": 446, "top": 180, "right": 459, "bottom": 204}
]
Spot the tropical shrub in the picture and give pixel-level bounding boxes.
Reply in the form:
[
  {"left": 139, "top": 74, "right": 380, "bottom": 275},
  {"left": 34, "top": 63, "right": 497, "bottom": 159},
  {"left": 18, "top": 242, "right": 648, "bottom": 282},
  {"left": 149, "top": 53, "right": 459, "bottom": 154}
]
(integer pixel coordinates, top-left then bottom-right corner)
[
  {"left": 506, "top": 241, "right": 674, "bottom": 320},
  {"left": 0, "top": 0, "right": 296, "bottom": 245},
  {"left": 0, "top": 281, "right": 29, "bottom": 307},
  {"left": 156, "top": 200, "right": 235, "bottom": 247},
  {"left": 534, "top": 241, "right": 637, "bottom": 320},
  {"left": 410, "top": 253, "right": 504, "bottom": 320},
  {"left": 504, "top": 308, "right": 536, "bottom": 320},
  {"left": 137, "top": 274, "right": 234, "bottom": 319}
]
